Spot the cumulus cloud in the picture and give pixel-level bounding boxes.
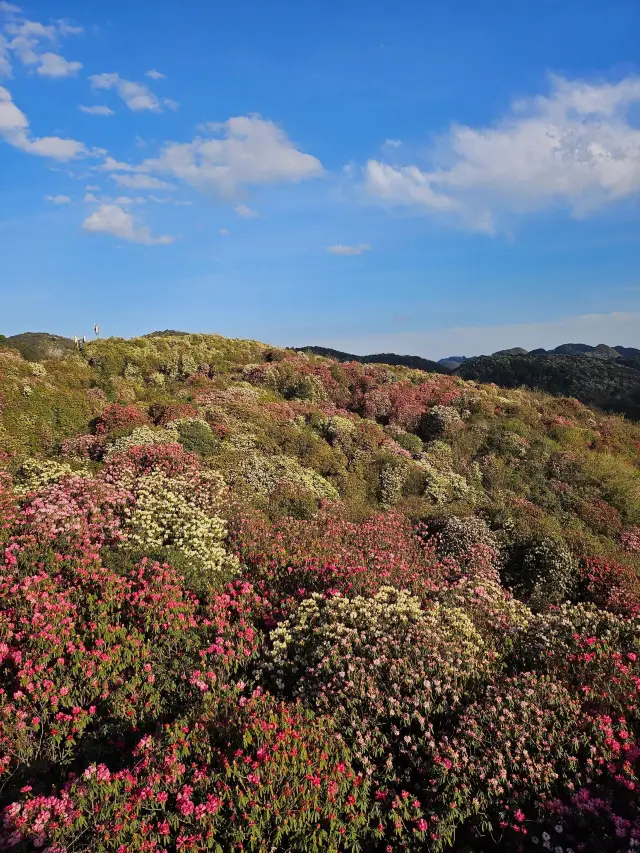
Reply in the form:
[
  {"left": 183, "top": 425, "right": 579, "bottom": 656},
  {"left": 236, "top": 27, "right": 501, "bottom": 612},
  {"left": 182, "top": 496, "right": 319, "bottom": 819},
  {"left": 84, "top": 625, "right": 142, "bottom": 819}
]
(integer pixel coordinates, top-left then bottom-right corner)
[
  {"left": 2, "top": 13, "right": 83, "bottom": 77},
  {"left": 37, "top": 51, "right": 81, "bottom": 77},
  {"left": 0, "top": 2, "right": 22, "bottom": 12},
  {"left": 138, "top": 115, "right": 323, "bottom": 196},
  {"left": 327, "top": 243, "right": 371, "bottom": 255},
  {"left": 145, "top": 69, "right": 165, "bottom": 80},
  {"left": 96, "top": 156, "right": 138, "bottom": 172},
  {"left": 45, "top": 194, "right": 71, "bottom": 203},
  {"left": 0, "top": 84, "right": 85, "bottom": 160},
  {"left": 82, "top": 203, "right": 174, "bottom": 245},
  {"left": 79, "top": 104, "right": 113, "bottom": 116},
  {"left": 111, "top": 172, "right": 175, "bottom": 190},
  {"left": 90, "top": 72, "right": 175, "bottom": 112},
  {"left": 234, "top": 203, "right": 258, "bottom": 217},
  {"left": 364, "top": 74, "right": 640, "bottom": 232}
]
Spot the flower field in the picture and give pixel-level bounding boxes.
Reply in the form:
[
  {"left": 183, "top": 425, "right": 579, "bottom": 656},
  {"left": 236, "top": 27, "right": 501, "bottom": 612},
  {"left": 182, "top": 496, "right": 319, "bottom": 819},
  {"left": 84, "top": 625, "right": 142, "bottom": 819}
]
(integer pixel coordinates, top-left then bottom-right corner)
[{"left": 0, "top": 332, "right": 639, "bottom": 852}]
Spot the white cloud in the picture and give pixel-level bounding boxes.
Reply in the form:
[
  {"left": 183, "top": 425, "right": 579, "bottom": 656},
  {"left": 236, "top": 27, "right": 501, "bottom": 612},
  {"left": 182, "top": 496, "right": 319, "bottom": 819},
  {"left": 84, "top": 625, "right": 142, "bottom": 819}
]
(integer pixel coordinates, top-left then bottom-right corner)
[
  {"left": 383, "top": 138, "right": 402, "bottom": 149},
  {"left": 96, "top": 156, "right": 137, "bottom": 172},
  {"left": 84, "top": 192, "right": 98, "bottom": 202},
  {"left": 148, "top": 194, "right": 191, "bottom": 205},
  {"left": 0, "top": 34, "right": 12, "bottom": 76},
  {"left": 37, "top": 51, "right": 81, "bottom": 77},
  {"left": 56, "top": 20, "right": 83, "bottom": 36},
  {"left": 0, "top": 2, "right": 22, "bottom": 13},
  {"left": 327, "top": 243, "right": 371, "bottom": 255},
  {"left": 2, "top": 14, "right": 83, "bottom": 77},
  {"left": 4, "top": 19, "right": 55, "bottom": 67},
  {"left": 82, "top": 203, "right": 174, "bottom": 245},
  {"left": 85, "top": 184, "right": 100, "bottom": 190},
  {"left": 45, "top": 194, "right": 71, "bottom": 203},
  {"left": 90, "top": 72, "right": 174, "bottom": 112},
  {"left": 220, "top": 227, "right": 230, "bottom": 236},
  {"left": 80, "top": 104, "right": 113, "bottom": 116},
  {"left": 235, "top": 203, "right": 258, "bottom": 218},
  {"left": 316, "top": 311, "right": 640, "bottom": 361},
  {"left": 114, "top": 195, "right": 145, "bottom": 205},
  {"left": 0, "top": 84, "right": 86, "bottom": 160},
  {"left": 27, "top": 135, "right": 86, "bottom": 159},
  {"left": 145, "top": 69, "right": 165, "bottom": 80},
  {"left": 139, "top": 115, "right": 323, "bottom": 195},
  {"left": 365, "top": 74, "right": 640, "bottom": 231},
  {"left": 111, "top": 172, "right": 175, "bottom": 190}
]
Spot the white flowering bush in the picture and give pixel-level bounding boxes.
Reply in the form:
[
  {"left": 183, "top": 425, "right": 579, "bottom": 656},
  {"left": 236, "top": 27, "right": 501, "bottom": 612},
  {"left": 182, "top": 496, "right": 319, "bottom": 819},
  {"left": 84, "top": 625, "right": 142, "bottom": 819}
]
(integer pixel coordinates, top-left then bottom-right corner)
[
  {"left": 506, "top": 535, "right": 577, "bottom": 609},
  {"left": 264, "top": 586, "right": 493, "bottom": 797},
  {"left": 13, "top": 458, "right": 87, "bottom": 495},
  {"left": 123, "top": 469, "right": 238, "bottom": 583},
  {"left": 233, "top": 452, "right": 339, "bottom": 501},
  {"left": 417, "top": 460, "right": 475, "bottom": 505},
  {"left": 379, "top": 459, "right": 409, "bottom": 507},
  {"left": 104, "top": 425, "right": 179, "bottom": 459},
  {"left": 418, "top": 405, "right": 462, "bottom": 440}
]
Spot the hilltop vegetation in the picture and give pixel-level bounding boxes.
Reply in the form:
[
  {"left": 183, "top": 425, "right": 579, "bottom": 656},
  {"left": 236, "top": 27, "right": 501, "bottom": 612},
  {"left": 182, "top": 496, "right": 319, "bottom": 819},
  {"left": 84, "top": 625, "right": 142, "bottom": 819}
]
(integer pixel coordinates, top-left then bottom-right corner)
[
  {"left": 293, "top": 344, "right": 450, "bottom": 374},
  {"left": 0, "top": 331, "right": 76, "bottom": 362},
  {"left": 457, "top": 353, "right": 640, "bottom": 419},
  {"left": 0, "top": 331, "right": 639, "bottom": 852}
]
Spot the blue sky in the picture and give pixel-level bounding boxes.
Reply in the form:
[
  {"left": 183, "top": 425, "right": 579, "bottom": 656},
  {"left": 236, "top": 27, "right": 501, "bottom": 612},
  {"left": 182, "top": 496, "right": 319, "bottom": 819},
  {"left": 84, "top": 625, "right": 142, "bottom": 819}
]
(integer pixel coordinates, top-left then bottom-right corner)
[{"left": 1, "top": 0, "right": 640, "bottom": 358}]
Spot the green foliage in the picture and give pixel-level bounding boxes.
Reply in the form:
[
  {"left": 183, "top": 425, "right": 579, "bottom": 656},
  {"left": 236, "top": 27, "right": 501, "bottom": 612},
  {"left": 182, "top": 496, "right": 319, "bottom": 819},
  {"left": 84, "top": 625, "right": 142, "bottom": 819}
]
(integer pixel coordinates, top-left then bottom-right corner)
[{"left": 173, "top": 417, "right": 219, "bottom": 456}]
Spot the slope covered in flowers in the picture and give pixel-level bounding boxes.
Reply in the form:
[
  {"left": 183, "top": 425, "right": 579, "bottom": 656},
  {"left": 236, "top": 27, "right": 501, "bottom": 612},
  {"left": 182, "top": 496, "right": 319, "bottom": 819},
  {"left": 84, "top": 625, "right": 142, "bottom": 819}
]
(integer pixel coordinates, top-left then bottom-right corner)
[{"left": 0, "top": 332, "right": 639, "bottom": 853}]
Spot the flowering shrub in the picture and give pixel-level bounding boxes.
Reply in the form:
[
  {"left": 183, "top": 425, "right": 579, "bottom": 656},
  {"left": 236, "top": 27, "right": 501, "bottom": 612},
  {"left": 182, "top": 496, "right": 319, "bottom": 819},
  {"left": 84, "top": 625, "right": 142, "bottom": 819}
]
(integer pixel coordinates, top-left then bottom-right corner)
[
  {"left": 232, "top": 451, "right": 339, "bottom": 502},
  {"left": 93, "top": 403, "right": 147, "bottom": 436},
  {"left": 576, "top": 556, "right": 640, "bottom": 618},
  {"left": 264, "top": 586, "right": 494, "bottom": 846},
  {"left": 123, "top": 469, "right": 238, "bottom": 585},
  {"left": 0, "top": 691, "right": 373, "bottom": 853},
  {"left": 3, "top": 333, "right": 640, "bottom": 852},
  {"left": 103, "top": 425, "right": 180, "bottom": 459},
  {"left": 504, "top": 535, "right": 577, "bottom": 609},
  {"left": 12, "top": 458, "right": 82, "bottom": 495}
]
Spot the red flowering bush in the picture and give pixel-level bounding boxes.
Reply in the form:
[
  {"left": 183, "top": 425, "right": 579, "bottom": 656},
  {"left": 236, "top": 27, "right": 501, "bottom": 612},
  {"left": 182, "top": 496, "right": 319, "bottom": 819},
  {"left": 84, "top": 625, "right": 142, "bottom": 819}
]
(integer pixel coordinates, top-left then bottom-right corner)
[
  {"left": 93, "top": 403, "right": 147, "bottom": 436},
  {"left": 577, "top": 557, "right": 640, "bottom": 618},
  {"left": 230, "top": 506, "right": 446, "bottom": 604},
  {"left": 148, "top": 402, "right": 198, "bottom": 426},
  {"left": 0, "top": 691, "right": 372, "bottom": 853}
]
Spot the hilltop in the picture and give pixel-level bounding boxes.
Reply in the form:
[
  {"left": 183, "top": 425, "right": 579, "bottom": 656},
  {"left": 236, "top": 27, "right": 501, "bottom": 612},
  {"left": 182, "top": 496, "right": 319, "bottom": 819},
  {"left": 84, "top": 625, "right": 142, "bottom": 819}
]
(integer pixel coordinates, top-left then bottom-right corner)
[
  {"left": 456, "top": 352, "right": 640, "bottom": 419},
  {"left": 0, "top": 331, "right": 639, "bottom": 852},
  {"left": 0, "top": 331, "right": 76, "bottom": 361},
  {"left": 291, "top": 344, "right": 450, "bottom": 374}
]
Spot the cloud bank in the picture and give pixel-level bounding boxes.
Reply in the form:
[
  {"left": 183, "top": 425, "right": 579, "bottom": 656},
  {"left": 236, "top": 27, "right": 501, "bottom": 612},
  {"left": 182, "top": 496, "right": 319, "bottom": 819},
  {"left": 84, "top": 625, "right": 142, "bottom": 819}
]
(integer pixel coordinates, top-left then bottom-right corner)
[{"left": 365, "top": 75, "right": 640, "bottom": 232}]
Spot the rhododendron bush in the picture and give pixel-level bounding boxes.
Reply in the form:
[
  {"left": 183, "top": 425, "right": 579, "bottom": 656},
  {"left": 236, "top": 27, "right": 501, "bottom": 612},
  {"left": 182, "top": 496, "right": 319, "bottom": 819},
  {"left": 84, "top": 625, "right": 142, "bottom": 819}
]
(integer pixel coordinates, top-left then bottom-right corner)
[{"left": 1, "top": 331, "right": 640, "bottom": 852}]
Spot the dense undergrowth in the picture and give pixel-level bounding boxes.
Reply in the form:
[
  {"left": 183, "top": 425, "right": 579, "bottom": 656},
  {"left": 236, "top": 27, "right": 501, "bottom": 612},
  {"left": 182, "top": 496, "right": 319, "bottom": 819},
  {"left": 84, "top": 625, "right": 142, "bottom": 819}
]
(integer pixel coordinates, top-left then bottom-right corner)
[{"left": 0, "top": 332, "right": 639, "bottom": 853}]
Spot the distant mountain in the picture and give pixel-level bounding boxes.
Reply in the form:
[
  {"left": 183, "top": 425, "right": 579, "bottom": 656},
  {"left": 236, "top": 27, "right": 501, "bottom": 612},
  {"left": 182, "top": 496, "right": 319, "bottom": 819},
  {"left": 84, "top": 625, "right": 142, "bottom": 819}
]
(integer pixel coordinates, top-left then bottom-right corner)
[
  {"left": 492, "top": 347, "right": 529, "bottom": 356},
  {"left": 438, "top": 356, "right": 468, "bottom": 370},
  {"left": 0, "top": 332, "right": 76, "bottom": 362},
  {"left": 553, "top": 343, "right": 596, "bottom": 356},
  {"left": 456, "top": 353, "right": 640, "bottom": 420},
  {"left": 614, "top": 345, "right": 640, "bottom": 358},
  {"left": 292, "top": 346, "right": 450, "bottom": 374}
]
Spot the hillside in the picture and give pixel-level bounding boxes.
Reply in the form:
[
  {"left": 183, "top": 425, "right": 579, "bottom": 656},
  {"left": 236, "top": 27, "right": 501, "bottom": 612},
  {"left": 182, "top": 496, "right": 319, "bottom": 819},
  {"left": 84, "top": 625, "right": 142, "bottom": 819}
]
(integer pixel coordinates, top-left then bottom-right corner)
[
  {"left": 0, "top": 331, "right": 76, "bottom": 361},
  {"left": 456, "top": 352, "right": 640, "bottom": 419},
  {"left": 292, "top": 344, "right": 450, "bottom": 374},
  {"left": 0, "top": 332, "right": 639, "bottom": 852}
]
